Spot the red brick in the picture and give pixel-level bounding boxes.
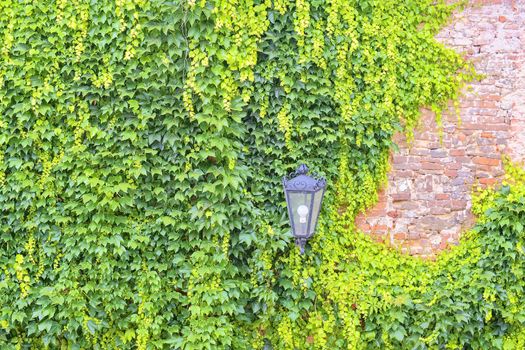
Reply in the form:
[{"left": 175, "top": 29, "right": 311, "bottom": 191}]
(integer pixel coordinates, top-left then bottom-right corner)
[
  {"left": 477, "top": 164, "right": 498, "bottom": 172},
  {"left": 393, "top": 201, "right": 419, "bottom": 210},
  {"left": 448, "top": 162, "right": 462, "bottom": 170},
  {"left": 479, "top": 177, "right": 498, "bottom": 185},
  {"left": 436, "top": 193, "right": 450, "bottom": 200},
  {"left": 486, "top": 94, "right": 501, "bottom": 101},
  {"left": 431, "top": 207, "right": 451, "bottom": 215},
  {"left": 450, "top": 149, "right": 465, "bottom": 156},
  {"left": 392, "top": 155, "right": 407, "bottom": 164},
  {"left": 450, "top": 200, "right": 468, "bottom": 211},
  {"left": 392, "top": 193, "right": 410, "bottom": 202},
  {"left": 394, "top": 232, "right": 407, "bottom": 240},
  {"left": 371, "top": 225, "right": 388, "bottom": 232},
  {"left": 421, "top": 162, "right": 442, "bottom": 170},
  {"left": 393, "top": 170, "right": 414, "bottom": 177},
  {"left": 367, "top": 209, "right": 387, "bottom": 217},
  {"left": 473, "top": 157, "right": 500, "bottom": 166},
  {"left": 480, "top": 100, "right": 497, "bottom": 108},
  {"left": 461, "top": 122, "right": 485, "bottom": 130},
  {"left": 407, "top": 232, "right": 420, "bottom": 240}
]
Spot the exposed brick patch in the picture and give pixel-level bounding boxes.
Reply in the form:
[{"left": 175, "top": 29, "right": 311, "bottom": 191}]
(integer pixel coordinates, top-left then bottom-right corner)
[{"left": 355, "top": 0, "right": 525, "bottom": 258}]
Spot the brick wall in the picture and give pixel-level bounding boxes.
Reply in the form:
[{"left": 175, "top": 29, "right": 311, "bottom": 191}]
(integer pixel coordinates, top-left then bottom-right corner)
[{"left": 355, "top": 0, "right": 525, "bottom": 257}]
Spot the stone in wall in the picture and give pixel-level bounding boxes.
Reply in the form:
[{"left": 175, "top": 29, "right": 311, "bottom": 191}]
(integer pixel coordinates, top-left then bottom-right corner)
[{"left": 355, "top": 0, "right": 525, "bottom": 257}]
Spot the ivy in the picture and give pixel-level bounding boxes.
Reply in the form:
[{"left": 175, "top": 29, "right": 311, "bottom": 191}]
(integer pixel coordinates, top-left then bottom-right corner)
[{"left": 3, "top": 0, "right": 521, "bottom": 349}]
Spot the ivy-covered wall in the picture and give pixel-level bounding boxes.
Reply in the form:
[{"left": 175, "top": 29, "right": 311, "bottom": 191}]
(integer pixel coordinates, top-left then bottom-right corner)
[
  {"left": 356, "top": 0, "right": 525, "bottom": 257},
  {"left": 4, "top": 0, "right": 525, "bottom": 349}
]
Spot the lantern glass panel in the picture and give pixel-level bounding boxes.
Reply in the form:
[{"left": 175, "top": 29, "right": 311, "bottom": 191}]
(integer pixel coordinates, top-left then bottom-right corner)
[
  {"left": 287, "top": 191, "right": 313, "bottom": 237},
  {"left": 308, "top": 188, "right": 325, "bottom": 235}
]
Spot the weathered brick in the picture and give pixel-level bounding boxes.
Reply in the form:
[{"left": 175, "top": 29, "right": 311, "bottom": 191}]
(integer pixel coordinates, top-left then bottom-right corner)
[
  {"left": 450, "top": 149, "right": 466, "bottom": 156},
  {"left": 479, "top": 177, "right": 498, "bottom": 185},
  {"left": 480, "top": 100, "right": 497, "bottom": 108},
  {"left": 393, "top": 201, "right": 420, "bottom": 210},
  {"left": 394, "top": 232, "right": 407, "bottom": 240},
  {"left": 421, "top": 162, "right": 442, "bottom": 170},
  {"left": 436, "top": 193, "right": 450, "bottom": 200},
  {"left": 407, "top": 231, "right": 420, "bottom": 240},
  {"left": 445, "top": 169, "right": 458, "bottom": 177},
  {"left": 371, "top": 225, "right": 389, "bottom": 232},
  {"left": 392, "top": 155, "right": 407, "bottom": 164},
  {"left": 392, "top": 193, "right": 410, "bottom": 202},
  {"left": 473, "top": 156, "right": 500, "bottom": 166},
  {"left": 448, "top": 162, "right": 463, "bottom": 170},
  {"left": 430, "top": 206, "right": 451, "bottom": 215},
  {"left": 450, "top": 200, "right": 468, "bottom": 211}
]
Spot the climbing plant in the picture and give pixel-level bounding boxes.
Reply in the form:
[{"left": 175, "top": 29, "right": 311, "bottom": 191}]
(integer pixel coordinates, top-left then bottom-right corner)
[{"left": 4, "top": 0, "right": 524, "bottom": 349}]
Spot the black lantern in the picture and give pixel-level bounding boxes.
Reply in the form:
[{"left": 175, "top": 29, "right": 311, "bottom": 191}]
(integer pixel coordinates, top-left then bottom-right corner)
[{"left": 282, "top": 164, "right": 327, "bottom": 254}]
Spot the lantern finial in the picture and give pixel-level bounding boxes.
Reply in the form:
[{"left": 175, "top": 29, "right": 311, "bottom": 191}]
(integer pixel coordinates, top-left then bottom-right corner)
[{"left": 296, "top": 164, "right": 309, "bottom": 175}]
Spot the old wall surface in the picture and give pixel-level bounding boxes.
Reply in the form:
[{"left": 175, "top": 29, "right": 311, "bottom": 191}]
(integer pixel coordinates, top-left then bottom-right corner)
[{"left": 355, "top": 0, "right": 525, "bottom": 257}]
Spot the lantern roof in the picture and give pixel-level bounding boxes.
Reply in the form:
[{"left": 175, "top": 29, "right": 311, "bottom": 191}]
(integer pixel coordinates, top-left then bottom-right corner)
[{"left": 282, "top": 164, "right": 326, "bottom": 192}]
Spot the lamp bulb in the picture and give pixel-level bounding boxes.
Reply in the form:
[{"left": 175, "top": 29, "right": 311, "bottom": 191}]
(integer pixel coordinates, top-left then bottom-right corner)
[{"left": 297, "top": 205, "right": 309, "bottom": 223}]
